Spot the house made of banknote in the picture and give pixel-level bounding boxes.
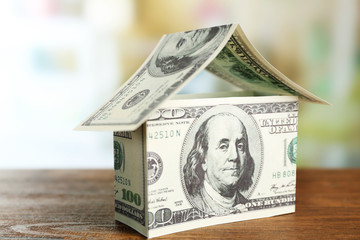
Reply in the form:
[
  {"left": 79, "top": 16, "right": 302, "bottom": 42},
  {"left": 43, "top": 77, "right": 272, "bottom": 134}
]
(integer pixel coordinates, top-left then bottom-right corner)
[{"left": 77, "top": 24, "right": 327, "bottom": 238}]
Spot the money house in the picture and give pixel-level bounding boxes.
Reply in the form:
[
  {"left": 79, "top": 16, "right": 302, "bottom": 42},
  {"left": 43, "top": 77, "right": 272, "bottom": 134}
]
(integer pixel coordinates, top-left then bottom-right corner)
[{"left": 77, "top": 24, "right": 327, "bottom": 238}]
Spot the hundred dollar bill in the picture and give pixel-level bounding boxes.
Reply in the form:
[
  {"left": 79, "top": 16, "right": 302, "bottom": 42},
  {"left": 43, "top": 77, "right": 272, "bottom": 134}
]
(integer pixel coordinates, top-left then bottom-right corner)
[
  {"left": 76, "top": 24, "right": 327, "bottom": 132},
  {"left": 113, "top": 95, "right": 298, "bottom": 238},
  {"left": 206, "top": 25, "right": 324, "bottom": 102},
  {"left": 78, "top": 24, "right": 235, "bottom": 131}
]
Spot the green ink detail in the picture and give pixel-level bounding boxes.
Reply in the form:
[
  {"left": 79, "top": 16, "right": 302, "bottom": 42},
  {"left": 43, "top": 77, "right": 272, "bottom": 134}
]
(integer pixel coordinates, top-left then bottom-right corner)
[
  {"left": 122, "top": 189, "right": 141, "bottom": 206},
  {"left": 114, "top": 141, "right": 125, "bottom": 171},
  {"left": 207, "top": 38, "right": 312, "bottom": 99},
  {"left": 287, "top": 137, "right": 297, "bottom": 164}
]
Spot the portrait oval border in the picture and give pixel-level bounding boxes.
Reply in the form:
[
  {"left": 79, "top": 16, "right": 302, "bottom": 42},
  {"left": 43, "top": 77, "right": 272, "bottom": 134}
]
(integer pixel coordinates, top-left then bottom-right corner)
[{"left": 180, "top": 104, "right": 264, "bottom": 213}]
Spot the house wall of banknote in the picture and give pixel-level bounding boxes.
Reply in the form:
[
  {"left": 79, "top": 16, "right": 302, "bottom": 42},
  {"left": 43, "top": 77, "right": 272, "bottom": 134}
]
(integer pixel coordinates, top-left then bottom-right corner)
[{"left": 113, "top": 94, "right": 299, "bottom": 238}]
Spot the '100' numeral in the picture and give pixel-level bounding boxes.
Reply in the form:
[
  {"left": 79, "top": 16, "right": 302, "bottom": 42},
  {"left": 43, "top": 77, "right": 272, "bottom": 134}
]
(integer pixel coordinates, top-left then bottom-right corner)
[{"left": 122, "top": 189, "right": 141, "bottom": 206}]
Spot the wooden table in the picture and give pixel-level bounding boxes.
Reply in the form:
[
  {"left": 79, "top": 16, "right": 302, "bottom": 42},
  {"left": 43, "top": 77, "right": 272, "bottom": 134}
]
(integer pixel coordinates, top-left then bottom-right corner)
[{"left": 0, "top": 169, "right": 359, "bottom": 239}]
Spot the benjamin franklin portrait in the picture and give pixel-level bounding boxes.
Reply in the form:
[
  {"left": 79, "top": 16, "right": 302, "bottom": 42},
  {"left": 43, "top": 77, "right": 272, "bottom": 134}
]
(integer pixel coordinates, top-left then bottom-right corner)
[
  {"left": 148, "top": 24, "right": 232, "bottom": 78},
  {"left": 181, "top": 105, "right": 262, "bottom": 215}
]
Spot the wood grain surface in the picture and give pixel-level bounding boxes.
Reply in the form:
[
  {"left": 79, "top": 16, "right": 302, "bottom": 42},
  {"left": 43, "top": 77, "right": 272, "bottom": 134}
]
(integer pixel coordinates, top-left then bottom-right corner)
[{"left": 0, "top": 169, "right": 359, "bottom": 239}]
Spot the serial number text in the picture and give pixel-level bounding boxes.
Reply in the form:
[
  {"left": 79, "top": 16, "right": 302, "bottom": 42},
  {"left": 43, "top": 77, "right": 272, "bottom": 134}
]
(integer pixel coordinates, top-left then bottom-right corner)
[{"left": 148, "top": 130, "right": 181, "bottom": 140}]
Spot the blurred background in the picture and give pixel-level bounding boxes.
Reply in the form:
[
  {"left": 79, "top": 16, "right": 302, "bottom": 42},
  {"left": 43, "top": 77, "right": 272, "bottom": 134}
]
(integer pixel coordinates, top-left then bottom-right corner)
[{"left": 0, "top": 0, "right": 359, "bottom": 168}]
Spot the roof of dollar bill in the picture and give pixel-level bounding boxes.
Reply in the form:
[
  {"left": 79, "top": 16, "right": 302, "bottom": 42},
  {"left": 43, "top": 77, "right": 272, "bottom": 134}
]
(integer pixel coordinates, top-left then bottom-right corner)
[{"left": 76, "top": 24, "right": 329, "bottom": 131}]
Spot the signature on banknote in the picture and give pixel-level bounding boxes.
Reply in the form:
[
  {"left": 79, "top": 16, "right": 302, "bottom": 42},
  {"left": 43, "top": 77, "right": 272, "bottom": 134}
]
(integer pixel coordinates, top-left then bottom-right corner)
[{"left": 270, "top": 180, "right": 296, "bottom": 194}]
